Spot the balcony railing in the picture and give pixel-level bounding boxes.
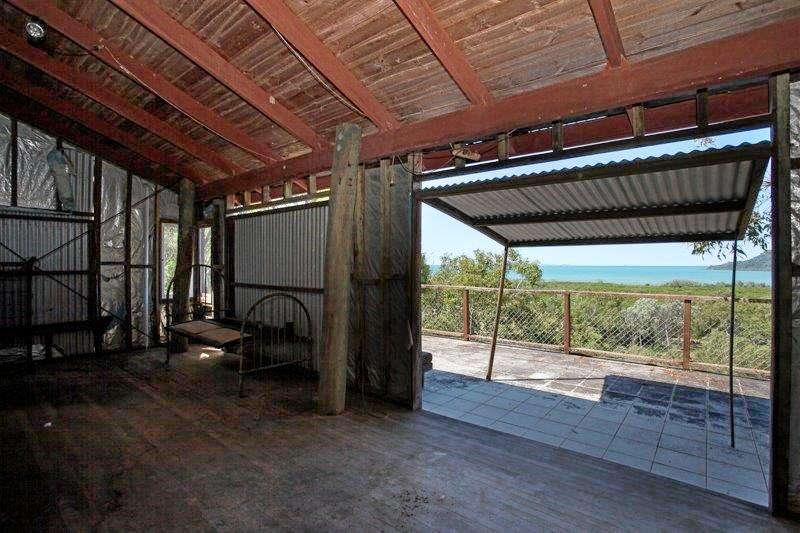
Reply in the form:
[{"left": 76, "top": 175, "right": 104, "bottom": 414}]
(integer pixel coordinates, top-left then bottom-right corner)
[{"left": 421, "top": 284, "right": 771, "bottom": 379}]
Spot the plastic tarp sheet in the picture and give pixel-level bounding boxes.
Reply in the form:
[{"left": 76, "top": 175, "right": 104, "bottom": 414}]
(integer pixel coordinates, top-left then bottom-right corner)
[
  {"left": 159, "top": 188, "right": 178, "bottom": 221},
  {"left": 0, "top": 113, "right": 10, "bottom": 205},
  {"left": 62, "top": 143, "right": 94, "bottom": 213},
  {"left": 101, "top": 161, "right": 126, "bottom": 263},
  {"left": 101, "top": 264, "right": 125, "bottom": 350},
  {"left": 131, "top": 176, "right": 155, "bottom": 266},
  {"left": 131, "top": 267, "right": 152, "bottom": 348},
  {"left": 17, "top": 122, "right": 57, "bottom": 210}
]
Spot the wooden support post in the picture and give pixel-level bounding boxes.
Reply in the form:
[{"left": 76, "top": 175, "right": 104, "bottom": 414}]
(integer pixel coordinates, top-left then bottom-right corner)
[
  {"left": 10, "top": 118, "right": 17, "bottom": 206},
  {"left": 211, "top": 198, "right": 224, "bottom": 320},
  {"left": 169, "top": 178, "right": 195, "bottom": 357},
  {"left": 90, "top": 156, "right": 102, "bottom": 356},
  {"left": 696, "top": 89, "right": 709, "bottom": 129},
  {"left": 319, "top": 122, "right": 361, "bottom": 415},
  {"left": 626, "top": 105, "right": 645, "bottom": 138},
  {"left": 283, "top": 180, "right": 293, "bottom": 200},
  {"left": 497, "top": 133, "right": 509, "bottom": 161},
  {"left": 123, "top": 170, "right": 133, "bottom": 350},
  {"left": 563, "top": 291, "right": 571, "bottom": 354},
  {"left": 552, "top": 122, "right": 564, "bottom": 152},
  {"left": 462, "top": 288, "right": 470, "bottom": 340},
  {"left": 151, "top": 188, "right": 161, "bottom": 344},
  {"left": 769, "top": 72, "right": 792, "bottom": 516},
  {"left": 682, "top": 298, "right": 692, "bottom": 369},
  {"left": 409, "top": 152, "right": 424, "bottom": 409},
  {"left": 452, "top": 142, "right": 465, "bottom": 169},
  {"left": 308, "top": 174, "right": 318, "bottom": 195},
  {"left": 486, "top": 244, "right": 509, "bottom": 381}
]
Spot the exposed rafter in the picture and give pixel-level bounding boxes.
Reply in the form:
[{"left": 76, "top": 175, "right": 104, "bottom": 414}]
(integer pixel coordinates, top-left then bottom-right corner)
[
  {"left": 199, "top": 17, "right": 800, "bottom": 198},
  {"left": 108, "top": 0, "right": 325, "bottom": 150},
  {"left": 7, "top": 0, "right": 279, "bottom": 166},
  {"left": 394, "top": 0, "right": 493, "bottom": 106},
  {"left": 244, "top": 0, "right": 400, "bottom": 131},
  {"left": 588, "top": 0, "right": 626, "bottom": 67},
  {"left": 0, "top": 68, "right": 203, "bottom": 182},
  {"left": 0, "top": 27, "right": 241, "bottom": 179}
]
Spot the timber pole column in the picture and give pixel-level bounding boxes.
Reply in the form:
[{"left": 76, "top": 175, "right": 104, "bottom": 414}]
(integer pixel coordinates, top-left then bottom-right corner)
[
  {"left": 486, "top": 244, "right": 510, "bottom": 380},
  {"left": 170, "top": 178, "right": 196, "bottom": 358},
  {"left": 319, "top": 123, "right": 362, "bottom": 415}
]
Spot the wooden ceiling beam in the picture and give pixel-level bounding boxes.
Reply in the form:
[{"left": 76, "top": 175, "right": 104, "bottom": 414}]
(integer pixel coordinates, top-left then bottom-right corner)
[
  {"left": 0, "top": 68, "right": 204, "bottom": 182},
  {"left": 394, "top": 0, "right": 493, "bottom": 106},
  {"left": 0, "top": 27, "right": 241, "bottom": 180},
  {"left": 244, "top": 0, "right": 400, "bottom": 131},
  {"left": 7, "top": 0, "right": 278, "bottom": 166},
  {"left": 198, "top": 16, "right": 800, "bottom": 198},
  {"left": 0, "top": 86, "right": 180, "bottom": 189},
  {"left": 588, "top": 0, "right": 626, "bottom": 67},
  {"left": 108, "top": 0, "right": 325, "bottom": 150}
]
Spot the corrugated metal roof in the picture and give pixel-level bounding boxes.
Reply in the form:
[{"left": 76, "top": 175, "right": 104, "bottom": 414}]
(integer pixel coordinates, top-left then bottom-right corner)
[{"left": 418, "top": 142, "right": 770, "bottom": 246}]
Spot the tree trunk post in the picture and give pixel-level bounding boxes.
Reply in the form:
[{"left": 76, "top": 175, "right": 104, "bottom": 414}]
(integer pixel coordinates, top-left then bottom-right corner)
[
  {"left": 319, "top": 122, "right": 362, "bottom": 415},
  {"left": 169, "top": 178, "right": 195, "bottom": 357}
]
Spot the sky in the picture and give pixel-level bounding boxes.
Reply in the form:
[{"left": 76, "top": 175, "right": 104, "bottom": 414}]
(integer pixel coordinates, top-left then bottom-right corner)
[{"left": 421, "top": 129, "right": 771, "bottom": 267}]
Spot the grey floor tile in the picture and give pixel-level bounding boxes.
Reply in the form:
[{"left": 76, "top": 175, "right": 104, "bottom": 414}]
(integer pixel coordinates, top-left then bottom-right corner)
[
  {"left": 588, "top": 404, "right": 629, "bottom": 422},
  {"left": 536, "top": 419, "right": 574, "bottom": 438},
  {"left": 458, "top": 390, "right": 497, "bottom": 403},
  {"left": 454, "top": 412, "right": 495, "bottom": 427},
  {"left": 499, "top": 411, "right": 542, "bottom": 431},
  {"left": 470, "top": 404, "right": 510, "bottom": 421},
  {"left": 658, "top": 434, "right": 706, "bottom": 457},
  {"left": 624, "top": 413, "right": 666, "bottom": 432},
  {"left": 423, "top": 391, "right": 457, "bottom": 406},
  {"left": 490, "top": 420, "right": 531, "bottom": 438},
  {"left": 512, "top": 402, "right": 551, "bottom": 418},
  {"left": 560, "top": 439, "right": 605, "bottom": 458},
  {"left": 706, "top": 430, "right": 756, "bottom": 453},
  {"left": 654, "top": 448, "right": 706, "bottom": 475},
  {"left": 566, "top": 427, "right": 613, "bottom": 449},
  {"left": 706, "top": 443, "right": 762, "bottom": 472},
  {"left": 484, "top": 395, "right": 523, "bottom": 410},
  {"left": 578, "top": 416, "right": 620, "bottom": 436},
  {"left": 603, "top": 450, "right": 653, "bottom": 471},
  {"left": 557, "top": 397, "right": 594, "bottom": 415},
  {"left": 607, "top": 436, "right": 657, "bottom": 461},
  {"left": 706, "top": 478, "right": 768, "bottom": 507},
  {"left": 616, "top": 424, "right": 661, "bottom": 446},
  {"left": 497, "top": 387, "right": 533, "bottom": 402},
  {"left": 545, "top": 409, "right": 585, "bottom": 427},
  {"left": 442, "top": 397, "right": 482, "bottom": 413},
  {"left": 707, "top": 460, "right": 767, "bottom": 491},
  {"left": 650, "top": 463, "right": 706, "bottom": 488},
  {"left": 525, "top": 430, "right": 565, "bottom": 447},
  {"left": 661, "top": 421, "right": 706, "bottom": 443}
]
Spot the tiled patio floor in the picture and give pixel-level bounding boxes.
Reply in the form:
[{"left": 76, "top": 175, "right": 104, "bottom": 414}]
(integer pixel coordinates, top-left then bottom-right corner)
[{"left": 422, "top": 336, "right": 771, "bottom": 506}]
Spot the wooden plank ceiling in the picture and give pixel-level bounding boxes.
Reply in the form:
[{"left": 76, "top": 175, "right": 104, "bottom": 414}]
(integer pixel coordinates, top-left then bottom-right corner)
[{"left": 0, "top": 0, "right": 798, "bottom": 194}]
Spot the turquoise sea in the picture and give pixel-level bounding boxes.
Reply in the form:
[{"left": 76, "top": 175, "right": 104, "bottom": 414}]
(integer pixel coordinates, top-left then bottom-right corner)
[{"left": 538, "top": 264, "right": 771, "bottom": 286}]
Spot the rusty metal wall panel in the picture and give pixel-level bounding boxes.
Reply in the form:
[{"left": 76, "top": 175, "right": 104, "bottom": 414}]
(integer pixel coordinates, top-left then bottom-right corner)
[{"left": 0, "top": 211, "right": 89, "bottom": 270}]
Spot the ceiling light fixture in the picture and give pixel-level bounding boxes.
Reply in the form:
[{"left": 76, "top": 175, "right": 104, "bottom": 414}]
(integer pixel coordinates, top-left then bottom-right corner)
[{"left": 24, "top": 17, "right": 47, "bottom": 44}]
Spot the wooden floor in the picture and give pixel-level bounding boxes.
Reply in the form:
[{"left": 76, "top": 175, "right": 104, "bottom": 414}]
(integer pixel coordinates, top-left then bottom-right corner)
[{"left": 0, "top": 346, "right": 794, "bottom": 532}]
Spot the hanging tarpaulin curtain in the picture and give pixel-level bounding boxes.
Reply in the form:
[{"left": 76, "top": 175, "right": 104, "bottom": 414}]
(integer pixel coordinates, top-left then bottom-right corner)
[
  {"left": 0, "top": 114, "right": 11, "bottom": 205},
  {"left": 16, "top": 122, "right": 56, "bottom": 210}
]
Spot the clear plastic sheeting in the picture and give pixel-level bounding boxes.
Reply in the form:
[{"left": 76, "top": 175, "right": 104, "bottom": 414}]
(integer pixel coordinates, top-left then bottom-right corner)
[
  {"left": 159, "top": 188, "right": 178, "bottom": 221},
  {"left": 101, "top": 264, "right": 125, "bottom": 350},
  {"left": 131, "top": 267, "right": 153, "bottom": 347},
  {"left": 101, "top": 161, "right": 127, "bottom": 263},
  {"left": 17, "top": 122, "right": 57, "bottom": 210},
  {"left": 0, "top": 113, "right": 10, "bottom": 205},
  {"left": 131, "top": 176, "right": 155, "bottom": 266},
  {"left": 62, "top": 143, "right": 94, "bottom": 212},
  {"left": 791, "top": 81, "right": 800, "bottom": 159},
  {"left": 789, "top": 81, "right": 800, "bottom": 513}
]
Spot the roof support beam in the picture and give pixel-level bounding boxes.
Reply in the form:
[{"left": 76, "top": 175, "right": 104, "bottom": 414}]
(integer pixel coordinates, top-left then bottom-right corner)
[
  {"left": 244, "top": 0, "right": 400, "bottom": 131},
  {"left": 109, "top": 0, "right": 325, "bottom": 150},
  {"left": 0, "top": 27, "right": 241, "bottom": 179},
  {"left": 200, "top": 17, "right": 800, "bottom": 198},
  {"left": 473, "top": 200, "right": 747, "bottom": 226},
  {"left": 0, "top": 70, "right": 204, "bottom": 182},
  {"left": 510, "top": 232, "right": 738, "bottom": 248},
  {"left": 588, "top": 0, "right": 626, "bottom": 67},
  {"left": 394, "top": 0, "right": 493, "bottom": 105},
  {"left": 7, "top": 0, "right": 278, "bottom": 165}
]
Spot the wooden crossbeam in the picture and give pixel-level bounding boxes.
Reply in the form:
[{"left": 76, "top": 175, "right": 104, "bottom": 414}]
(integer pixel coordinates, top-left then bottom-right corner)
[
  {"left": 588, "top": 0, "right": 626, "bottom": 67},
  {"left": 0, "top": 27, "right": 241, "bottom": 178},
  {"left": 0, "top": 69, "right": 204, "bottom": 182},
  {"left": 7, "top": 0, "right": 278, "bottom": 165},
  {"left": 394, "top": 0, "right": 493, "bottom": 105},
  {"left": 198, "top": 17, "right": 800, "bottom": 198},
  {"left": 109, "top": 0, "right": 325, "bottom": 150},
  {"left": 244, "top": 0, "right": 400, "bottom": 131}
]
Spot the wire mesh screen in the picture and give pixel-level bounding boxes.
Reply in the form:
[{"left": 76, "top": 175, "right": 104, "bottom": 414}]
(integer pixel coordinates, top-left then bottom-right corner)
[
  {"left": 470, "top": 290, "right": 564, "bottom": 347},
  {"left": 421, "top": 286, "right": 462, "bottom": 333},
  {"left": 692, "top": 299, "right": 771, "bottom": 371}
]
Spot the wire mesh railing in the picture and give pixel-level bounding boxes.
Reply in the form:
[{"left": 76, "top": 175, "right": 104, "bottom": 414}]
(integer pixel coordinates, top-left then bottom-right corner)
[{"left": 421, "top": 284, "right": 771, "bottom": 377}]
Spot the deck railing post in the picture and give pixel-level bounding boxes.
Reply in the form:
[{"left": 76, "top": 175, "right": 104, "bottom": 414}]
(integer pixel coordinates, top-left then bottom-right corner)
[
  {"left": 462, "top": 288, "right": 470, "bottom": 339},
  {"left": 563, "top": 291, "right": 571, "bottom": 354},
  {"left": 682, "top": 298, "right": 692, "bottom": 369}
]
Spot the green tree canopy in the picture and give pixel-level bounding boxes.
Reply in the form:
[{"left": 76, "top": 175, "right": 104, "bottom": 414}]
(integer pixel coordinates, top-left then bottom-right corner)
[{"left": 428, "top": 249, "right": 542, "bottom": 288}]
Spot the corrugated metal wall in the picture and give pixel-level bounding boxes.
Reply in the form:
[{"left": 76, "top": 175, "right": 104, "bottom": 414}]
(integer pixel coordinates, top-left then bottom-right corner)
[{"left": 231, "top": 203, "right": 327, "bottom": 371}]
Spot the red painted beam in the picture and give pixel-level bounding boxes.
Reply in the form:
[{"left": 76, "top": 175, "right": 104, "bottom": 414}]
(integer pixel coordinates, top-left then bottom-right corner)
[
  {"left": 0, "top": 26, "right": 241, "bottom": 179},
  {"left": 588, "top": 0, "right": 626, "bottom": 67},
  {"left": 199, "top": 17, "right": 800, "bottom": 199},
  {"left": 244, "top": 0, "right": 400, "bottom": 131},
  {"left": 109, "top": 0, "right": 325, "bottom": 150},
  {"left": 394, "top": 0, "right": 493, "bottom": 106},
  {"left": 0, "top": 68, "right": 205, "bottom": 182},
  {"left": 0, "top": 86, "right": 179, "bottom": 189},
  {"left": 7, "top": 0, "right": 278, "bottom": 166}
]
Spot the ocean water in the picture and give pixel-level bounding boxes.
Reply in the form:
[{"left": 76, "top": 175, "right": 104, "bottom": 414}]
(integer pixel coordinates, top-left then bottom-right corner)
[
  {"left": 428, "top": 264, "right": 771, "bottom": 285},
  {"left": 538, "top": 264, "right": 771, "bottom": 286}
]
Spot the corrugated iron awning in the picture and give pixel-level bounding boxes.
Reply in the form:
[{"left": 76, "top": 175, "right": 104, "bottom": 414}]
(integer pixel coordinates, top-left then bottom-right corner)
[{"left": 417, "top": 142, "right": 771, "bottom": 247}]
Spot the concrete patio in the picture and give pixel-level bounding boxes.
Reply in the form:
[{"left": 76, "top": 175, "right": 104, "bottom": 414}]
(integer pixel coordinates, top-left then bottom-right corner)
[{"left": 421, "top": 335, "right": 771, "bottom": 506}]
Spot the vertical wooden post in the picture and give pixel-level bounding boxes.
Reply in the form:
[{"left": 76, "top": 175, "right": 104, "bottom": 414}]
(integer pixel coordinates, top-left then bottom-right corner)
[
  {"left": 123, "top": 171, "right": 133, "bottom": 350},
  {"left": 486, "top": 244, "right": 510, "bottom": 381},
  {"left": 769, "top": 72, "right": 792, "bottom": 516},
  {"left": 409, "top": 152, "right": 424, "bottom": 409},
  {"left": 552, "top": 122, "right": 564, "bottom": 152},
  {"left": 497, "top": 133, "right": 509, "bottom": 161},
  {"left": 563, "top": 291, "right": 571, "bottom": 354},
  {"left": 283, "top": 180, "right": 293, "bottom": 200},
  {"left": 308, "top": 174, "right": 318, "bottom": 195},
  {"left": 169, "top": 178, "right": 195, "bottom": 357},
  {"left": 10, "top": 118, "right": 17, "bottom": 206},
  {"left": 696, "top": 89, "right": 709, "bottom": 129},
  {"left": 682, "top": 298, "right": 692, "bottom": 369},
  {"left": 210, "top": 198, "right": 224, "bottom": 320},
  {"left": 452, "top": 142, "right": 465, "bottom": 169},
  {"left": 319, "top": 122, "right": 361, "bottom": 415},
  {"left": 89, "top": 156, "right": 102, "bottom": 355},
  {"left": 462, "top": 288, "right": 470, "bottom": 340},
  {"left": 150, "top": 188, "right": 161, "bottom": 344}
]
